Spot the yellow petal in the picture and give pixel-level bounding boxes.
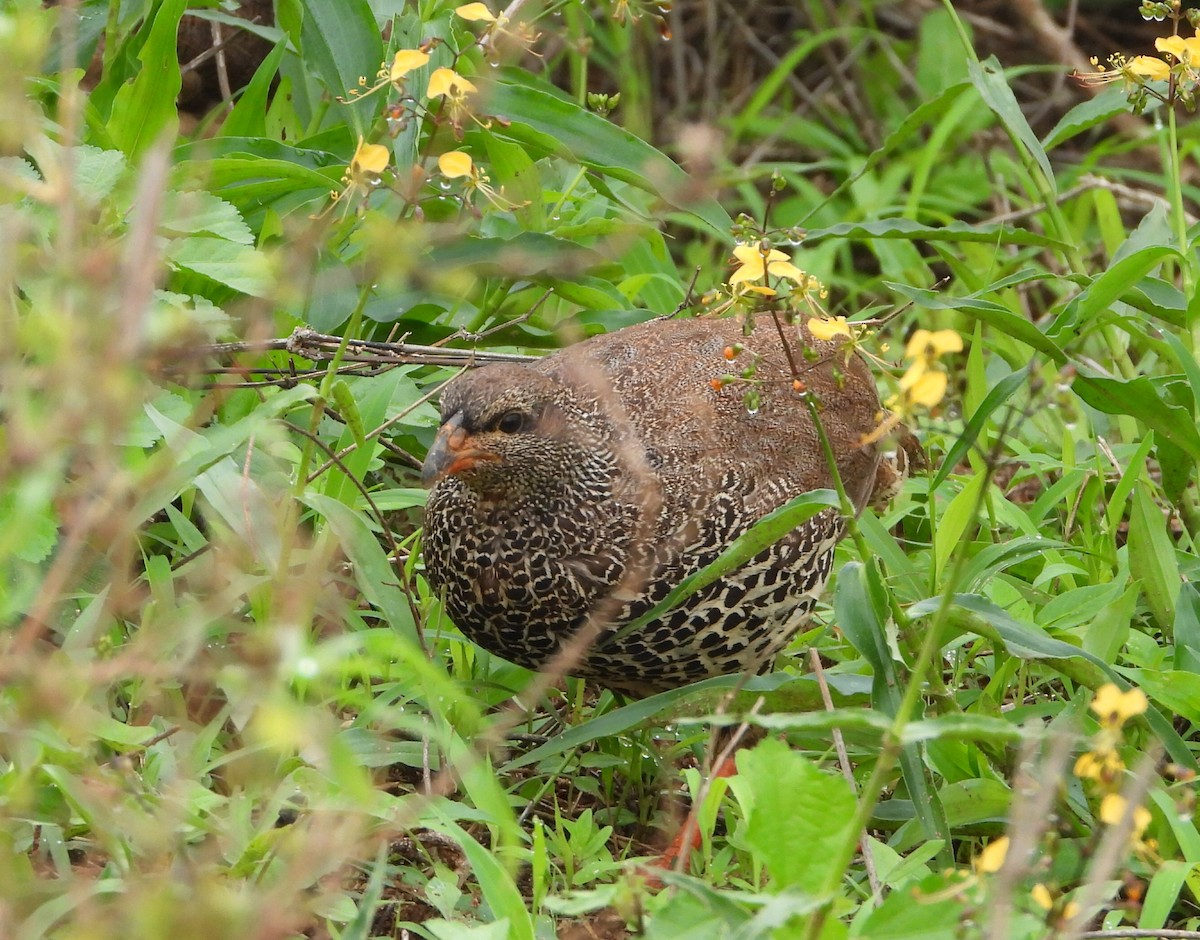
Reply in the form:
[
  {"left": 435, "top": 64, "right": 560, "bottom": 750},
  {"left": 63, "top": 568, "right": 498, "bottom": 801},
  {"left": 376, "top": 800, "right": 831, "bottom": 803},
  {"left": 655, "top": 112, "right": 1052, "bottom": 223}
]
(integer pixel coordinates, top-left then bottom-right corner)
[
  {"left": 732, "top": 244, "right": 789, "bottom": 265},
  {"left": 728, "top": 260, "right": 765, "bottom": 286},
  {"left": 765, "top": 259, "right": 805, "bottom": 283},
  {"left": 1030, "top": 884, "right": 1053, "bottom": 910},
  {"left": 808, "top": 316, "right": 851, "bottom": 341},
  {"left": 740, "top": 284, "right": 777, "bottom": 297},
  {"left": 1155, "top": 35, "right": 1200, "bottom": 65},
  {"left": 350, "top": 139, "right": 390, "bottom": 177},
  {"left": 906, "top": 369, "right": 947, "bottom": 408},
  {"left": 975, "top": 836, "right": 1009, "bottom": 874},
  {"left": 390, "top": 49, "right": 430, "bottom": 81},
  {"left": 905, "top": 328, "right": 963, "bottom": 360},
  {"left": 1090, "top": 683, "right": 1147, "bottom": 725},
  {"left": 1127, "top": 54, "right": 1171, "bottom": 79},
  {"left": 438, "top": 150, "right": 474, "bottom": 179},
  {"left": 427, "top": 67, "right": 477, "bottom": 98},
  {"left": 1099, "top": 793, "right": 1151, "bottom": 835},
  {"left": 455, "top": 2, "right": 497, "bottom": 21}
]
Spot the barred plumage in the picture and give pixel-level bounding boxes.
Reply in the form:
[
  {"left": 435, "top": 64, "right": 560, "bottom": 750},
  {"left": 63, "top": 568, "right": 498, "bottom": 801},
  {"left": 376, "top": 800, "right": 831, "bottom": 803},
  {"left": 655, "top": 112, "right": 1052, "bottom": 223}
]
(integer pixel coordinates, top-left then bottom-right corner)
[{"left": 420, "top": 316, "right": 889, "bottom": 696}]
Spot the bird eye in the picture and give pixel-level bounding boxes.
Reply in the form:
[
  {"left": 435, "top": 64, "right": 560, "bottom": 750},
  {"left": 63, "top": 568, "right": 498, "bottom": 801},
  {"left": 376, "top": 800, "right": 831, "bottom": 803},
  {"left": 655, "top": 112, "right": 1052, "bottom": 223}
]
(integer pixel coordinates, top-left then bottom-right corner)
[{"left": 495, "top": 411, "right": 527, "bottom": 434}]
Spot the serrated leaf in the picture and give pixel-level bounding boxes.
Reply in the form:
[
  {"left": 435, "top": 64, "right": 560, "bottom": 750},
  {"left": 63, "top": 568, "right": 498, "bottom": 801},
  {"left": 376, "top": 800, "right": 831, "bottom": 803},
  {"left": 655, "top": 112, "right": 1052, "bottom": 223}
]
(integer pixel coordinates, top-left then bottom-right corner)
[
  {"left": 167, "top": 237, "right": 272, "bottom": 296},
  {"left": 731, "top": 737, "right": 857, "bottom": 890}
]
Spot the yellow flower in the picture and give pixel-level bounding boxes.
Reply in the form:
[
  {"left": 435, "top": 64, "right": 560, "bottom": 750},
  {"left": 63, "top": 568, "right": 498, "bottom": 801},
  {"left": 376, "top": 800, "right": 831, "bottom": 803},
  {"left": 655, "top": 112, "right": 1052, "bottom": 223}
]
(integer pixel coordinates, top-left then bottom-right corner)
[
  {"left": 1073, "top": 748, "right": 1124, "bottom": 784},
  {"left": 728, "top": 244, "right": 805, "bottom": 290},
  {"left": 1156, "top": 34, "right": 1200, "bottom": 66},
  {"left": 1090, "top": 683, "right": 1148, "bottom": 730},
  {"left": 455, "top": 2, "right": 497, "bottom": 21},
  {"left": 435, "top": 152, "right": 526, "bottom": 212},
  {"left": 905, "top": 328, "right": 962, "bottom": 362},
  {"left": 807, "top": 316, "right": 851, "bottom": 341},
  {"left": 389, "top": 49, "right": 430, "bottom": 83},
  {"left": 1075, "top": 52, "right": 1171, "bottom": 87},
  {"left": 1031, "top": 884, "right": 1053, "bottom": 910},
  {"left": 898, "top": 366, "right": 947, "bottom": 408},
  {"left": 974, "top": 835, "right": 1009, "bottom": 874},
  {"left": 427, "top": 67, "right": 477, "bottom": 99},
  {"left": 438, "top": 150, "right": 474, "bottom": 179},
  {"left": 1099, "top": 793, "right": 1152, "bottom": 836},
  {"left": 349, "top": 137, "right": 389, "bottom": 184}
]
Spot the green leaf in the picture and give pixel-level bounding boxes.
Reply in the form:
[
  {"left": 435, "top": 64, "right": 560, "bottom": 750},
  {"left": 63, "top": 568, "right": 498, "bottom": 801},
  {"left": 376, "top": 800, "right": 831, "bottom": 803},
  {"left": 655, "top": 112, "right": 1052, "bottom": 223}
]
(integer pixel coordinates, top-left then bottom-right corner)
[
  {"left": 605, "top": 490, "right": 840, "bottom": 645},
  {"left": 967, "top": 56, "right": 1054, "bottom": 192},
  {"left": 429, "top": 233, "right": 604, "bottom": 278},
  {"left": 1124, "top": 670, "right": 1200, "bottom": 726},
  {"left": 303, "top": 493, "right": 419, "bottom": 644},
  {"left": 807, "top": 218, "right": 1069, "bottom": 252},
  {"left": 1174, "top": 582, "right": 1200, "bottom": 673},
  {"left": 220, "top": 40, "right": 289, "bottom": 139},
  {"left": 935, "top": 367, "right": 1028, "bottom": 489},
  {"left": 167, "top": 237, "right": 272, "bottom": 296},
  {"left": 934, "top": 471, "right": 986, "bottom": 577},
  {"left": 1072, "top": 369, "right": 1200, "bottom": 460},
  {"left": 1047, "top": 245, "right": 1180, "bottom": 340},
  {"left": 730, "top": 737, "right": 856, "bottom": 891},
  {"left": 424, "top": 814, "right": 534, "bottom": 940},
  {"left": 849, "top": 872, "right": 971, "bottom": 939},
  {"left": 1139, "top": 859, "right": 1196, "bottom": 930},
  {"left": 1128, "top": 483, "right": 1181, "bottom": 630},
  {"left": 107, "top": 0, "right": 186, "bottom": 158},
  {"left": 1043, "top": 86, "right": 1130, "bottom": 150},
  {"left": 297, "top": 0, "right": 383, "bottom": 131},
  {"left": 486, "top": 77, "right": 732, "bottom": 236}
]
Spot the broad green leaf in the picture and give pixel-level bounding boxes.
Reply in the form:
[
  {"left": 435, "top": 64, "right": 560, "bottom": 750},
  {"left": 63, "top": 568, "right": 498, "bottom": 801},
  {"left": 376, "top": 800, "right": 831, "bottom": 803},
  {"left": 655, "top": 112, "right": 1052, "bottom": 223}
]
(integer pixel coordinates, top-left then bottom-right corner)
[
  {"left": 108, "top": 0, "right": 186, "bottom": 158},
  {"left": 1043, "top": 86, "right": 1130, "bottom": 150},
  {"left": 298, "top": 0, "right": 383, "bottom": 130},
  {"left": 485, "top": 77, "right": 732, "bottom": 236},
  {"left": 850, "top": 872, "right": 976, "bottom": 939},
  {"left": 1072, "top": 369, "right": 1200, "bottom": 459},
  {"left": 167, "top": 236, "right": 272, "bottom": 296},
  {"left": 1047, "top": 246, "right": 1180, "bottom": 340},
  {"left": 934, "top": 471, "right": 987, "bottom": 576},
  {"left": 731, "top": 737, "right": 856, "bottom": 891},
  {"left": 429, "top": 233, "right": 604, "bottom": 278},
  {"left": 1128, "top": 483, "right": 1181, "bottom": 630},
  {"left": 220, "top": 40, "right": 289, "bottom": 139},
  {"left": 1126, "top": 670, "right": 1200, "bottom": 727},
  {"left": 1138, "top": 859, "right": 1196, "bottom": 930},
  {"left": 1174, "top": 582, "right": 1200, "bottom": 673}
]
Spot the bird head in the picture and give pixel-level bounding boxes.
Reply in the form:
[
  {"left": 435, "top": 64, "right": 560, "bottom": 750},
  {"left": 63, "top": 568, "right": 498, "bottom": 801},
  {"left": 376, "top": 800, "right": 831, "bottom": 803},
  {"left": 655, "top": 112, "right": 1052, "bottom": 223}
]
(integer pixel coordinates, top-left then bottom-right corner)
[{"left": 421, "top": 364, "right": 581, "bottom": 493}]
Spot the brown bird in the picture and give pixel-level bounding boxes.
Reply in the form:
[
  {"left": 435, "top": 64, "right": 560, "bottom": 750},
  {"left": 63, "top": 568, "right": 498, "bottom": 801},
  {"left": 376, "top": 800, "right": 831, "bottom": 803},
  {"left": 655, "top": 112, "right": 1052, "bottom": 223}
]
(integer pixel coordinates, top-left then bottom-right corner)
[{"left": 421, "top": 315, "right": 893, "bottom": 696}]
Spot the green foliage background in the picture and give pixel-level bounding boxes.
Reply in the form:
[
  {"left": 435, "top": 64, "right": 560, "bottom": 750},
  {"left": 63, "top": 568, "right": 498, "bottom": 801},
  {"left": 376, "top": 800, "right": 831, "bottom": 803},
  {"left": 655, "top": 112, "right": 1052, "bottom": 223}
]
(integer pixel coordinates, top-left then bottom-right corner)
[{"left": 3, "top": 0, "right": 1200, "bottom": 937}]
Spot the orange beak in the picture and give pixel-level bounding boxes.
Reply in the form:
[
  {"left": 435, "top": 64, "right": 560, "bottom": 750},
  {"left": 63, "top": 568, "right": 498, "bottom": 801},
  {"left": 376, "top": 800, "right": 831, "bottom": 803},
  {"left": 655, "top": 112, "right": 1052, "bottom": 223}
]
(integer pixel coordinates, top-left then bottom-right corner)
[{"left": 421, "top": 412, "right": 499, "bottom": 486}]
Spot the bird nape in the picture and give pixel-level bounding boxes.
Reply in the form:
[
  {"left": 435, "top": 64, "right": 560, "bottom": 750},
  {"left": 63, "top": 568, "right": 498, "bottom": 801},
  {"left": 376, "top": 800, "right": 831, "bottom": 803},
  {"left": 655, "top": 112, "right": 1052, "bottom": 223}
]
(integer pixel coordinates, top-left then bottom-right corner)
[{"left": 420, "top": 314, "right": 898, "bottom": 697}]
